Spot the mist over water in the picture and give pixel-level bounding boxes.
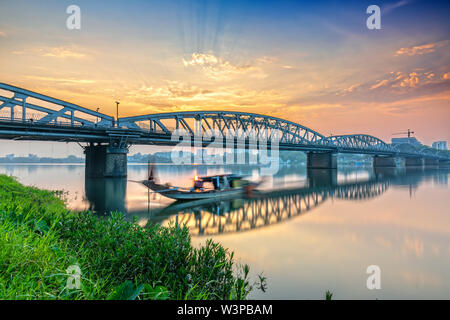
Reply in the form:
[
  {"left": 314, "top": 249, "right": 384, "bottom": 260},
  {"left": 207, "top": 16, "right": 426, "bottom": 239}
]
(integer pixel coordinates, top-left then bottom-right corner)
[{"left": 1, "top": 163, "right": 449, "bottom": 299}]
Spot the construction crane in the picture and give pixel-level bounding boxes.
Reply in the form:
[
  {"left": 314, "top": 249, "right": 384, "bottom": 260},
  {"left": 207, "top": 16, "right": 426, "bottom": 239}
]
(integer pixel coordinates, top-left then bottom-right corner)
[{"left": 392, "top": 129, "right": 415, "bottom": 138}]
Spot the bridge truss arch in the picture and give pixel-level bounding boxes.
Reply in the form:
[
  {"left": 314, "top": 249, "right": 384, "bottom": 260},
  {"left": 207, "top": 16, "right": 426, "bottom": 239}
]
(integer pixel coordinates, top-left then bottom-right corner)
[
  {"left": 325, "top": 134, "right": 394, "bottom": 154},
  {"left": 119, "top": 111, "right": 327, "bottom": 145}
]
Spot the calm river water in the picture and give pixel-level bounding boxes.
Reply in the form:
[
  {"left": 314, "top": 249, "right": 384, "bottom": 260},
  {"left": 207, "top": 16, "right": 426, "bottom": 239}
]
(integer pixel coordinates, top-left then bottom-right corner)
[{"left": 1, "top": 163, "right": 449, "bottom": 299}]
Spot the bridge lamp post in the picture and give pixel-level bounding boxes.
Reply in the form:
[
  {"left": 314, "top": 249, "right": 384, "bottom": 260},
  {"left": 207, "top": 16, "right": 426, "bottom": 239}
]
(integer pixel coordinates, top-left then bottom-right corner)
[
  {"left": 96, "top": 108, "right": 100, "bottom": 125},
  {"left": 115, "top": 101, "right": 120, "bottom": 128}
]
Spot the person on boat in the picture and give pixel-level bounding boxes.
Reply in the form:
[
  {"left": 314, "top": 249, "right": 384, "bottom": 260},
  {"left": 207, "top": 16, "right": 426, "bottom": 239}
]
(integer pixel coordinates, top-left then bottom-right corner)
[
  {"left": 212, "top": 177, "right": 220, "bottom": 190},
  {"left": 193, "top": 175, "right": 204, "bottom": 191}
]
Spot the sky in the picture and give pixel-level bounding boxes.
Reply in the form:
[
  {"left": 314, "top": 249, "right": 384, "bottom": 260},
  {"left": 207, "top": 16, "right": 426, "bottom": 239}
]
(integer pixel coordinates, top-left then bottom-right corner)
[{"left": 0, "top": 0, "right": 449, "bottom": 156}]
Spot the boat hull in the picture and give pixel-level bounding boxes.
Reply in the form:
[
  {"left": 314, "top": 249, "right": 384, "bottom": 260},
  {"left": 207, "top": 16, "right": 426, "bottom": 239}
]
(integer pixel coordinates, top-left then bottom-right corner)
[{"left": 142, "top": 180, "right": 248, "bottom": 201}]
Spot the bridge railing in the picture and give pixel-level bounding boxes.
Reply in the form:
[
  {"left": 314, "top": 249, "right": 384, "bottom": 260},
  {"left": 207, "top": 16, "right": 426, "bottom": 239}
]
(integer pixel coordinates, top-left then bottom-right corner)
[{"left": 0, "top": 113, "right": 102, "bottom": 129}]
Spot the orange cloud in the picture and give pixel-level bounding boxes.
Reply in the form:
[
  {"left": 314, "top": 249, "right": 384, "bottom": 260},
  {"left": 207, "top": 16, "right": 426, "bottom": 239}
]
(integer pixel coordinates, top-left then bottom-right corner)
[
  {"left": 182, "top": 53, "right": 265, "bottom": 80},
  {"left": 370, "top": 79, "right": 389, "bottom": 90},
  {"left": 395, "top": 41, "right": 448, "bottom": 56},
  {"left": 25, "top": 76, "right": 96, "bottom": 85},
  {"left": 399, "top": 72, "right": 419, "bottom": 88},
  {"left": 12, "top": 46, "right": 88, "bottom": 59},
  {"left": 42, "top": 46, "right": 87, "bottom": 59}
]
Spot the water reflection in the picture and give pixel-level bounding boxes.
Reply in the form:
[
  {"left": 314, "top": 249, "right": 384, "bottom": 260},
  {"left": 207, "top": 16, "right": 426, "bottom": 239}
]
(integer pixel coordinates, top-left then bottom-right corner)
[
  {"left": 129, "top": 168, "right": 446, "bottom": 236},
  {"left": 85, "top": 178, "right": 127, "bottom": 215}
]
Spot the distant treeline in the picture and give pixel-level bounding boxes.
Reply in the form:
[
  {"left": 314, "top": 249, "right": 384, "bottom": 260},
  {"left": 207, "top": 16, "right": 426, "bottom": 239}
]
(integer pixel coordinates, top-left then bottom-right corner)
[
  {"left": 0, "top": 151, "right": 374, "bottom": 164},
  {"left": 0, "top": 154, "right": 83, "bottom": 163}
]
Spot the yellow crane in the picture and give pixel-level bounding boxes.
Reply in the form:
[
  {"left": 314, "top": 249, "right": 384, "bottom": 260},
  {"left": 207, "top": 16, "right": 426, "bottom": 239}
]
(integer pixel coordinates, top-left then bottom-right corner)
[{"left": 392, "top": 129, "right": 415, "bottom": 138}]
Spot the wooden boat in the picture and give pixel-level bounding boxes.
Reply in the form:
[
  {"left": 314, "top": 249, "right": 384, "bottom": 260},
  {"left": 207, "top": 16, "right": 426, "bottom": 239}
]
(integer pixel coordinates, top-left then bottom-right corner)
[{"left": 142, "top": 173, "right": 261, "bottom": 201}]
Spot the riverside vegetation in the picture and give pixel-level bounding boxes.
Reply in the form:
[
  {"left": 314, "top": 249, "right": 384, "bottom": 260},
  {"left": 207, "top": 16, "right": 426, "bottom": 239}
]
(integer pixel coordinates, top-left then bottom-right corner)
[{"left": 0, "top": 174, "right": 257, "bottom": 300}]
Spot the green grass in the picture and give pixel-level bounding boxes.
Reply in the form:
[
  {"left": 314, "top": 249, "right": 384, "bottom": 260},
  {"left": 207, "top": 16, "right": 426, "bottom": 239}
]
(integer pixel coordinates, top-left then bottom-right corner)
[{"left": 0, "top": 174, "right": 255, "bottom": 300}]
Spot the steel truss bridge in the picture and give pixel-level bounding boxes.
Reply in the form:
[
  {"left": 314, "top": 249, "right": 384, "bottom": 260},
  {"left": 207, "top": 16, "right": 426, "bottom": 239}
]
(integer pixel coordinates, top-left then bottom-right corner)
[{"left": 1, "top": 83, "right": 448, "bottom": 177}]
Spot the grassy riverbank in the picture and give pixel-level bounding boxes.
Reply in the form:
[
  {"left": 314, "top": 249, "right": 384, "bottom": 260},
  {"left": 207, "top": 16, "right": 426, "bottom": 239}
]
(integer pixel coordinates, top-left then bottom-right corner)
[{"left": 0, "top": 174, "right": 253, "bottom": 300}]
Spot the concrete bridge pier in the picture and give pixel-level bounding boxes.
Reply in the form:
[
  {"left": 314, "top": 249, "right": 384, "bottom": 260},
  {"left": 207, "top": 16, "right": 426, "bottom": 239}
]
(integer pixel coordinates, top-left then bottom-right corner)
[
  {"left": 307, "top": 152, "right": 337, "bottom": 169},
  {"left": 373, "top": 156, "right": 397, "bottom": 168},
  {"left": 84, "top": 143, "right": 128, "bottom": 178},
  {"left": 403, "top": 157, "right": 424, "bottom": 168}
]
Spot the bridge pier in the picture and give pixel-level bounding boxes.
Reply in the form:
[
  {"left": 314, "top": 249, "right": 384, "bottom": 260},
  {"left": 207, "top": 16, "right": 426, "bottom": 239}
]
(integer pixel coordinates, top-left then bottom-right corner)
[
  {"left": 373, "top": 156, "right": 397, "bottom": 168},
  {"left": 84, "top": 143, "right": 128, "bottom": 178},
  {"left": 307, "top": 152, "right": 337, "bottom": 169},
  {"left": 404, "top": 157, "right": 424, "bottom": 168}
]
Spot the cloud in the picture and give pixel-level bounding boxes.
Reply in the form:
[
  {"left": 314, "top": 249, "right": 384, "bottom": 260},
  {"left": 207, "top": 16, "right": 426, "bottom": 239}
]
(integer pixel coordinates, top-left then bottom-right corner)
[
  {"left": 182, "top": 53, "right": 266, "bottom": 80},
  {"left": 399, "top": 72, "right": 419, "bottom": 88},
  {"left": 25, "top": 76, "right": 95, "bottom": 85},
  {"left": 342, "top": 84, "right": 361, "bottom": 94},
  {"left": 395, "top": 40, "right": 449, "bottom": 56},
  {"left": 120, "top": 80, "right": 285, "bottom": 114},
  {"left": 42, "top": 46, "right": 87, "bottom": 59},
  {"left": 383, "top": 0, "right": 414, "bottom": 15},
  {"left": 256, "top": 56, "right": 278, "bottom": 64},
  {"left": 0, "top": 31, "right": 6, "bottom": 37},
  {"left": 290, "top": 69, "right": 450, "bottom": 109},
  {"left": 365, "top": 70, "right": 449, "bottom": 93},
  {"left": 12, "top": 46, "right": 88, "bottom": 59},
  {"left": 370, "top": 79, "right": 390, "bottom": 90}
]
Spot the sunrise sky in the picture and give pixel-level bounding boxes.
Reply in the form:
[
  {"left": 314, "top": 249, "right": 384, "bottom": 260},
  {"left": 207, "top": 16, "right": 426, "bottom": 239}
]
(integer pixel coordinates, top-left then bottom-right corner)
[{"left": 0, "top": 0, "right": 449, "bottom": 156}]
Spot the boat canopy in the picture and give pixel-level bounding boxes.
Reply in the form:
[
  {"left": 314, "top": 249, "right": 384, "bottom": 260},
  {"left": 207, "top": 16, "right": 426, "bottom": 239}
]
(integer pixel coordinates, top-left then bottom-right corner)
[{"left": 198, "top": 174, "right": 244, "bottom": 182}]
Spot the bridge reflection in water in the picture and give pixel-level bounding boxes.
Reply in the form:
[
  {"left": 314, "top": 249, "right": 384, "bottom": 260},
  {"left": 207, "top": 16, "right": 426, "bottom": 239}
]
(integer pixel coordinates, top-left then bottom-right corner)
[
  {"left": 83, "top": 167, "right": 448, "bottom": 236},
  {"left": 147, "top": 176, "right": 390, "bottom": 236}
]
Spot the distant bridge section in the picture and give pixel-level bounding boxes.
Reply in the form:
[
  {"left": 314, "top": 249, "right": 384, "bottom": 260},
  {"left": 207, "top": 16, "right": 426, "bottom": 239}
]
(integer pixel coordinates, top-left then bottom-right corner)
[{"left": 0, "top": 83, "right": 449, "bottom": 177}]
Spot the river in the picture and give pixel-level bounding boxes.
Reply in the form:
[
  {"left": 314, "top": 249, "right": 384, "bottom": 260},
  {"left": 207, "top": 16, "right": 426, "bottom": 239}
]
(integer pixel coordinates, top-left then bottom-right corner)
[{"left": 1, "top": 163, "right": 449, "bottom": 299}]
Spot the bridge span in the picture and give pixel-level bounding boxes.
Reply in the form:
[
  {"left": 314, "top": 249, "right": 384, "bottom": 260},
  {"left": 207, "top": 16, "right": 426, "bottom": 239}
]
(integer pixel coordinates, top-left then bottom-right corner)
[{"left": 1, "top": 83, "right": 449, "bottom": 177}]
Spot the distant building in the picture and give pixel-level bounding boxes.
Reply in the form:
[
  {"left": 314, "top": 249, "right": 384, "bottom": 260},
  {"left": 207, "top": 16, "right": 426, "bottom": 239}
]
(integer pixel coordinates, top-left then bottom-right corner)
[
  {"left": 432, "top": 141, "right": 447, "bottom": 150},
  {"left": 391, "top": 137, "right": 422, "bottom": 147}
]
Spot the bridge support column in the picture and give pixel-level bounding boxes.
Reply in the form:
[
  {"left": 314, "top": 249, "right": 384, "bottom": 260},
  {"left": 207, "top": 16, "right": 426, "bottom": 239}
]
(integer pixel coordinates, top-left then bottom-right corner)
[
  {"left": 84, "top": 144, "right": 128, "bottom": 178},
  {"left": 307, "top": 152, "right": 337, "bottom": 169},
  {"left": 404, "top": 157, "right": 424, "bottom": 168},
  {"left": 373, "top": 156, "right": 397, "bottom": 168}
]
